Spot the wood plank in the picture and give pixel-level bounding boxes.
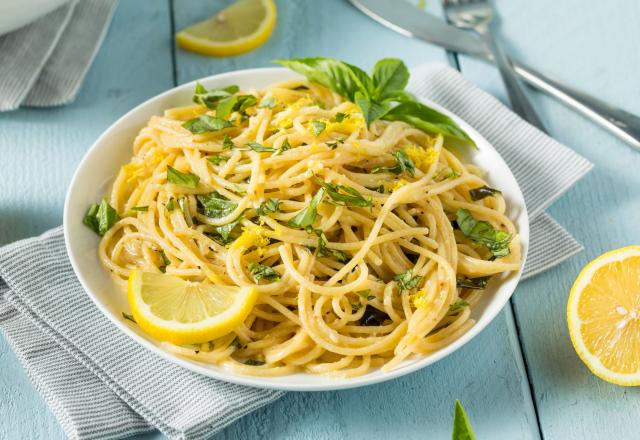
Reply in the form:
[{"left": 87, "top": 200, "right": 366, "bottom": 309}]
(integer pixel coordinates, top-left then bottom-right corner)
[
  {"left": 0, "top": 1, "right": 174, "bottom": 438},
  {"left": 172, "top": 1, "right": 540, "bottom": 439},
  {"left": 456, "top": 0, "right": 640, "bottom": 438}
]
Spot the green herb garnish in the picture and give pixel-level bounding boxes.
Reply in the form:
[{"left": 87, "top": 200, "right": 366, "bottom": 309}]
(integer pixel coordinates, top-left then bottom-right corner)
[
  {"left": 456, "top": 209, "right": 511, "bottom": 258},
  {"left": 207, "top": 155, "right": 228, "bottom": 165},
  {"left": 209, "top": 215, "right": 243, "bottom": 245},
  {"left": 248, "top": 262, "right": 281, "bottom": 283},
  {"left": 314, "top": 178, "right": 372, "bottom": 208},
  {"left": 216, "top": 94, "right": 257, "bottom": 119},
  {"left": 167, "top": 166, "right": 200, "bottom": 188},
  {"left": 335, "top": 112, "right": 348, "bottom": 122},
  {"left": 244, "top": 142, "right": 277, "bottom": 153},
  {"left": 83, "top": 200, "right": 119, "bottom": 236},
  {"left": 258, "top": 96, "right": 277, "bottom": 108},
  {"left": 452, "top": 400, "right": 476, "bottom": 440},
  {"left": 244, "top": 359, "right": 266, "bottom": 366},
  {"left": 131, "top": 206, "right": 148, "bottom": 212},
  {"left": 257, "top": 198, "right": 280, "bottom": 216},
  {"left": 222, "top": 134, "right": 235, "bottom": 150},
  {"left": 310, "top": 120, "right": 326, "bottom": 136},
  {"left": 197, "top": 192, "right": 237, "bottom": 218},
  {"left": 456, "top": 276, "right": 490, "bottom": 290},
  {"left": 287, "top": 188, "right": 325, "bottom": 229},
  {"left": 393, "top": 269, "right": 422, "bottom": 292},
  {"left": 314, "top": 229, "right": 350, "bottom": 263},
  {"left": 122, "top": 312, "right": 137, "bottom": 323},
  {"left": 357, "top": 289, "right": 375, "bottom": 301},
  {"left": 469, "top": 186, "right": 502, "bottom": 201},
  {"left": 192, "top": 82, "right": 239, "bottom": 109},
  {"left": 449, "top": 300, "right": 470, "bottom": 312},
  {"left": 158, "top": 249, "right": 171, "bottom": 273},
  {"left": 372, "top": 150, "right": 416, "bottom": 176},
  {"left": 165, "top": 198, "right": 176, "bottom": 211},
  {"left": 182, "top": 115, "right": 234, "bottom": 134}
]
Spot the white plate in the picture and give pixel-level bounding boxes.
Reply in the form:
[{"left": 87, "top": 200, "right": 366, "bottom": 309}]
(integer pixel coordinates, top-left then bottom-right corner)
[{"left": 64, "top": 67, "right": 529, "bottom": 391}]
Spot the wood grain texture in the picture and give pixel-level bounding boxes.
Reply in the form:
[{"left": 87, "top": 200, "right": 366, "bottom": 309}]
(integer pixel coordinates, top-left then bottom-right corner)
[{"left": 457, "top": 0, "right": 640, "bottom": 439}]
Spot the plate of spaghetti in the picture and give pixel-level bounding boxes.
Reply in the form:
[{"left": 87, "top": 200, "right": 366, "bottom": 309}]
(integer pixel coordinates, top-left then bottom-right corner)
[{"left": 64, "top": 58, "right": 528, "bottom": 390}]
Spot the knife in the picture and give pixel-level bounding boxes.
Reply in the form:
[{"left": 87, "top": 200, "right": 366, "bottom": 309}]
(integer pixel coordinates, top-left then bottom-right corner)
[{"left": 350, "top": 0, "right": 640, "bottom": 150}]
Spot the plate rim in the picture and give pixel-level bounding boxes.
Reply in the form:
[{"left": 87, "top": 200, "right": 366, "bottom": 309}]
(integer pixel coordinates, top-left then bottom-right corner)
[{"left": 63, "top": 66, "right": 529, "bottom": 392}]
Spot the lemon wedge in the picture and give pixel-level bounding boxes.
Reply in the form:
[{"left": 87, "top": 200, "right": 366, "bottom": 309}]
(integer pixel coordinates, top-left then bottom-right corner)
[
  {"left": 128, "top": 270, "right": 257, "bottom": 345},
  {"left": 176, "top": 0, "right": 276, "bottom": 57},
  {"left": 567, "top": 246, "right": 640, "bottom": 385}
]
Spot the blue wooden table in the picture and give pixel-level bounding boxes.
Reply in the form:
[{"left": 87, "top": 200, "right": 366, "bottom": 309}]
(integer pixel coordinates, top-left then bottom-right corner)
[{"left": 1, "top": 1, "right": 638, "bottom": 438}]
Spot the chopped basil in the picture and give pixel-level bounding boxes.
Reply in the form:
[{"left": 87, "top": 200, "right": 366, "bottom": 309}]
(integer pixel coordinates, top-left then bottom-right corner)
[
  {"left": 216, "top": 94, "right": 257, "bottom": 119},
  {"left": 177, "top": 196, "right": 187, "bottom": 214},
  {"left": 469, "top": 185, "right": 502, "bottom": 201},
  {"left": 209, "top": 215, "right": 243, "bottom": 245},
  {"left": 165, "top": 198, "right": 176, "bottom": 211},
  {"left": 131, "top": 206, "right": 148, "bottom": 212},
  {"left": 287, "top": 188, "right": 325, "bottom": 229},
  {"left": 167, "top": 166, "right": 200, "bottom": 188},
  {"left": 182, "top": 115, "right": 234, "bottom": 134},
  {"left": 83, "top": 200, "right": 119, "bottom": 236},
  {"left": 393, "top": 269, "right": 422, "bottom": 292},
  {"left": 248, "top": 262, "right": 281, "bottom": 283},
  {"left": 122, "top": 312, "right": 137, "bottom": 323},
  {"left": 222, "top": 134, "right": 235, "bottom": 150},
  {"left": 357, "top": 289, "right": 376, "bottom": 301},
  {"left": 456, "top": 276, "right": 490, "bottom": 290},
  {"left": 257, "top": 198, "right": 280, "bottom": 216},
  {"left": 335, "top": 112, "right": 348, "bottom": 122},
  {"left": 207, "top": 155, "right": 228, "bottom": 165},
  {"left": 449, "top": 300, "right": 470, "bottom": 312},
  {"left": 325, "top": 138, "right": 344, "bottom": 149},
  {"left": 244, "top": 359, "right": 265, "bottom": 366},
  {"left": 456, "top": 209, "right": 511, "bottom": 258},
  {"left": 159, "top": 249, "right": 171, "bottom": 273},
  {"left": 192, "top": 82, "right": 239, "bottom": 109},
  {"left": 315, "top": 178, "right": 372, "bottom": 208},
  {"left": 244, "top": 142, "right": 277, "bottom": 153},
  {"left": 314, "top": 229, "right": 349, "bottom": 263},
  {"left": 359, "top": 305, "right": 390, "bottom": 326},
  {"left": 310, "top": 120, "right": 326, "bottom": 136},
  {"left": 372, "top": 150, "right": 416, "bottom": 176},
  {"left": 197, "top": 192, "right": 237, "bottom": 218},
  {"left": 231, "top": 337, "right": 242, "bottom": 349},
  {"left": 273, "top": 137, "right": 291, "bottom": 156},
  {"left": 258, "top": 96, "right": 277, "bottom": 108}
]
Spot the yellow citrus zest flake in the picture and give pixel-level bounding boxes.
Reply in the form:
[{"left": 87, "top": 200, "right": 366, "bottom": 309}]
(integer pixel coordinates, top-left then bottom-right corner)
[
  {"left": 231, "top": 225, "right": 270, "bottom": 251},
  {"left": 411, "top": 289, "right": 429, "bottom": 308},
  {"left": 405, "top": 145, "right": 438, "bottom": 172},
  {"left": 392, "top": 179, "right": 410, "bottom": 192},
  {"left": 123, "top": 162, "right": 144, "bottom": 182}
]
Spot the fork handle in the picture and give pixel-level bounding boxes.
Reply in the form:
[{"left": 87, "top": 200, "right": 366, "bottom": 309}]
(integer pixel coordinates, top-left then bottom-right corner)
[{"left": 478, "top": 31, "right": 548, "bottom": 133}]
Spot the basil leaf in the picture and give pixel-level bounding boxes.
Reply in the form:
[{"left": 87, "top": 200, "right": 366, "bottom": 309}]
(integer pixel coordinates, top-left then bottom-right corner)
[
  {"left": 258, "top": 96, "right": 277, "bottom": 108},
  {"left": 211, "top": 215, "right": 243, "bottom": 244},
  {"left": 222, "top": 134, "right": 235, "bottom": 150},
  {"left": 452, "top": 400, "right": 476, "bottom": 440},
  {"left": 274, "top": 57, "right": 371, "bottom": 101},
  {"left": 122, "top": 312, "right": 137, "bottom": 323},
  {"left": 315, "top": 178, "right": 372, "bottom": 207},
  {"left": 192, "top": 82, "right": 239, "bottom": 109},
  {"left": 244, "top": 359, "right": 265, "bottom": 366},
  {"left": 357, "top": 289, "right": 375, "bottom": 300},
  {"left": 355, "top": 91, "right": 390, "bottom": 125},
  {"left": 371, "top": 58, "right": 410, "bottom": 100},
  {"left": 182, "top": 115, "right": 234, "bottom": 134},
  {"left": 207, "top": 155, "right": 228, "bottom": 165},
  {"left": 288, "top": 188, "right": 325, "bottom": 228},
  {"left": 274, "top": 137, "right": 291, "bottom": 156},
  {"left": 449, "top": 300, "right": 470, "bottom": 312},
  {"left": 82, "top": 204, "right": 100, "bottom": 234},
  {"left": 383, "top": 101, "right": 475, "bottom": 146},
  {"left": 248, "top": 262, "right": 281, "bottom": 283},
  {"left": 334, "top": 112, "right": 348, "bottom": 123},
  {"left": 165, "top": 197, "right": 176, "bottom": 211},
  {"left": 257, "top": 198, "right": 280, "bottom": 216},
  {"left": 469, "top": 186, "right": 502, "bottom": 201},
  {"left": 167, "top": 166, "right": 200, "bottom": 188},
  {"left": 393, "top": 269, "right": 422, "bottom": 292},
  {"left": 244, "top": 142, "right": 277, "bottom": 153},
  {"left": 217, "top": 94, "right": 257, "bottom": 119},
  {"left": 158, "top": 249, "right": 170, "bottom": 273},
  {"left": 372, "top": 150, "right": 416, "bottom": 176},
  {"left": 310, "top": 120, "right": 326, "bottom": 137},
  {"left": 314, "top": 229, "right": 350, "bottom": 263},
  {"left": 456, "top": 209, "right": 511, "bottom": 258},
  {"left": 131, "top": 206, "right": 148, "bottom": 212},
  {"left": 197, "top": 192, "right": 238, "bottom": 218},
  {"left": 456, "top": 276, "right": 490, "bottom": 290},
  {"left": 359, "top": 305, "right": 390, "bottom": 326}
]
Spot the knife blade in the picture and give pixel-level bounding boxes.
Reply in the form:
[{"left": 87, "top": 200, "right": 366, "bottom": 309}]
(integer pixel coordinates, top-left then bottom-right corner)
[{"left": 349, "top": 0, "right": 489, "bottom": 60}]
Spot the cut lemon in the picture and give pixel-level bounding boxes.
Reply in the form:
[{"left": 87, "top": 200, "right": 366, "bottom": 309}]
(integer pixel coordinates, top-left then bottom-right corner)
[
  {"left": 128, "top": 270, "right": 257, "bottom": 345},
  {"left": 567, "top": 246, "right": 640, "bottom": 385},
  {"left": 175, "top": 0, "right": 276, "bottom": 57}
]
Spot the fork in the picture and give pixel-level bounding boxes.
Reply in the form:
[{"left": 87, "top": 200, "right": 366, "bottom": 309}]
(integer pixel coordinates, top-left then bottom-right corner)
[{"left": 443, "top": 0, "right": 547, "bottom": 132}]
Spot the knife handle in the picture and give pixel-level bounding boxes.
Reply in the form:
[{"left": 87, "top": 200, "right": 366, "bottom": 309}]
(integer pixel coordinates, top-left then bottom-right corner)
[{"left": 513, "top": 61, "right": 640, "bottom": 150}]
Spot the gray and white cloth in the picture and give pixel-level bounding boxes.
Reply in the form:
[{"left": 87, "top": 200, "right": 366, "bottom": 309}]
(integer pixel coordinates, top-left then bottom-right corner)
[
  {"left": 0, "top": 0, "right": 117, "bottom": 111},
  {"left": 0, "top": 63, "right": 592, "bottom": 439}
]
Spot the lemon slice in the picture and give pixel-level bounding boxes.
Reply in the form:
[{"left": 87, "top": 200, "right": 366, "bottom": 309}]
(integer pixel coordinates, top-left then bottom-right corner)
[
  {"left": 128, "top": 270, "right": 257, "bottom": 345},
  {"left": 567, "top": 246, "right": 640, "bottom": 385},
  {"left": 176, "top": 0, "right": 276, "bottom": 57}
]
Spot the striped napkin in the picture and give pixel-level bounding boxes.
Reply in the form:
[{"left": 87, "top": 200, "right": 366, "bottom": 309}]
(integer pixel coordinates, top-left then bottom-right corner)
[
  {"left": 0, "top": 63, "right": 592, "bottom": 440},
  {"left": 0, "top": 0, "right": 117, "bottom": 111}
]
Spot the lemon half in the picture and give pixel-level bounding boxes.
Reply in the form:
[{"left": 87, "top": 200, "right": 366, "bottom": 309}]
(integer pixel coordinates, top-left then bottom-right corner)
[
  {"left": 176, "top": 0, "right": 276, "bottom": 57},
  {"left": 567, "top": 246, "right": 640, "bottom": 385},
  {"left": 128, "top": 270, "right": 257, "bottom": 345}
]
